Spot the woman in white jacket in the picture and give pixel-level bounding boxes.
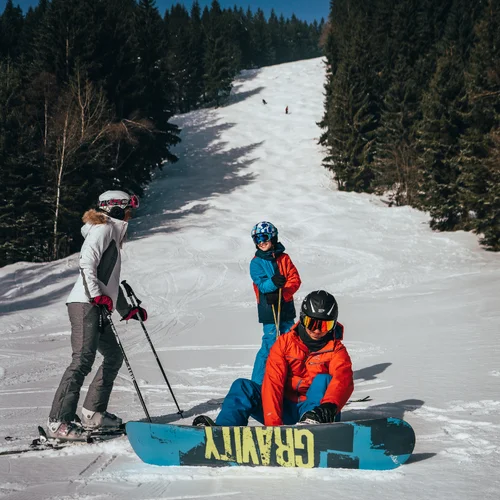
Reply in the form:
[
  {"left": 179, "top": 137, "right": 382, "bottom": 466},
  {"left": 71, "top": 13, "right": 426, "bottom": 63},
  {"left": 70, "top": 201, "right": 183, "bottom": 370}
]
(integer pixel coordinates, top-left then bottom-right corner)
[{"left": 47, "top": 190, "right": 147, "bottom": 440}]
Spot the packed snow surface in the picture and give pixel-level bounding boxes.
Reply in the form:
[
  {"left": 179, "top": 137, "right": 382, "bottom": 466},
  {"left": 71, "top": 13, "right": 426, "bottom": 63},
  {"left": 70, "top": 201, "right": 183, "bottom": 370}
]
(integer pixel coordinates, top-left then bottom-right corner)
[{"left": 1, "top": 58, "right": 499, "bottom": 499}]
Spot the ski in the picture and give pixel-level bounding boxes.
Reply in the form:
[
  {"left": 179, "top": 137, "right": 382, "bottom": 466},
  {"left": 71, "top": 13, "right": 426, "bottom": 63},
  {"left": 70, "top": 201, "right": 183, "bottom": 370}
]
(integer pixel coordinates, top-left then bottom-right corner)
[
  {"left": 1, "top": 439, "right": 79, "bottom": 456},
  {"left": 345, "top": 395, "right": 371, "bottom": 404},
  {"left": 0, "top": 425, "right": 126, "bottom": 457}
]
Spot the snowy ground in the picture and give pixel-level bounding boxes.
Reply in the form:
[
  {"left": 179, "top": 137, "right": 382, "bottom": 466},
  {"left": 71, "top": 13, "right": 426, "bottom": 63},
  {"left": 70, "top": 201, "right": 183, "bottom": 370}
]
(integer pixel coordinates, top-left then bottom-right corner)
[{"left": 1, "top": 57, "right": 499, "bottom": 499}]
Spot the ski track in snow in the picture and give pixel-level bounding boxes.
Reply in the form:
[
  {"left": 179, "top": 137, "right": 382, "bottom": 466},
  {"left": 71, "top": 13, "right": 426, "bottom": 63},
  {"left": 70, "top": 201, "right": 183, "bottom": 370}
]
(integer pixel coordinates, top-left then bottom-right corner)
[{"left": 1, "top": 58, "right": 500, "bottom": 499}]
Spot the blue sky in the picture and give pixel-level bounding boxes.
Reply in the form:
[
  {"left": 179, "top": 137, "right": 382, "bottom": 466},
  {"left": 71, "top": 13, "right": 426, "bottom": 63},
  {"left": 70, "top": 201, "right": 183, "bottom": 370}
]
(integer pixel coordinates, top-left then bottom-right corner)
[{"left": 1, "top": 0, "right": 329, "bottom": 23}]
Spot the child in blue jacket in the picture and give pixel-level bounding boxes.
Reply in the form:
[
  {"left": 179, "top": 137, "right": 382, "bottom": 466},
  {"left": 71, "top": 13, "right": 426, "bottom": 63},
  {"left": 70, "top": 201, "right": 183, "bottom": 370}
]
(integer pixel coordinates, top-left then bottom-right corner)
[{"left": 249, "top": 221, "right": 301, "bottom": 384}]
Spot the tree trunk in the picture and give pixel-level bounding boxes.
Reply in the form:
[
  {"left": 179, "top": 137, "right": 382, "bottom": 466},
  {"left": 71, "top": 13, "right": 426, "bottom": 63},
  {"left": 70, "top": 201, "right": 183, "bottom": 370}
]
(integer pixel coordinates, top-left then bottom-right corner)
[{"left": 52, "top": 111, "right": 69, "bottom": 260}]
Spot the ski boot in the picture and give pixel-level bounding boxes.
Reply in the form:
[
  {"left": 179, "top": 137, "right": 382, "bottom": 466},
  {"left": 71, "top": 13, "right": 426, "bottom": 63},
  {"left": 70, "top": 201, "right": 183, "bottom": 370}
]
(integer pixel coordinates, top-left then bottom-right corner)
[
  {"left": 46, "top": 420, "right": 87, "bottom": 441},
  {"left": 298, "top": 409, "right": 341, "bottom": 425},
  {"left": 81, "top": 407, "right": 122, "bottom": 432},
  {"left": 192, "top": 415, "right": 216, "bottom": 427},
  {"left": 298, "top": 410, "right": 322, "bottom": 425}
]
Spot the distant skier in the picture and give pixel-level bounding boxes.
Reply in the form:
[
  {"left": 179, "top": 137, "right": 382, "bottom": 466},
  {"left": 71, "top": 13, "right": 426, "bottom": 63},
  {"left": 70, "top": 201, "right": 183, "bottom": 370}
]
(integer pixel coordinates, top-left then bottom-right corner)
[
  {"left": 47, "top": 190, "right": 147, "bottom": 440},
  {"left": 246, "top": 221, "right": 301, "bottom": 384},
  {"left": 285, "top": 106, "right": 288, "bottom": 114},
  {"left": 193, "top": 291, "right": 353, "bottom": 427},
  {"left": 262, "top": 99, "right": 267, "bottom": 105}
]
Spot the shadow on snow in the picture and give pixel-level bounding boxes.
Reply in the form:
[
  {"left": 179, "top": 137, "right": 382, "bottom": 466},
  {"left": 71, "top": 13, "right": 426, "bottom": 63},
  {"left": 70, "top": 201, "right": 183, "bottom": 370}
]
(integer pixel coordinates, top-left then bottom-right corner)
[
  {"left": 130, "top": 110, "right": 261, "bottom": 239},
  {"left": 0, "top": 263, "right": 75, "bottom": 314}
]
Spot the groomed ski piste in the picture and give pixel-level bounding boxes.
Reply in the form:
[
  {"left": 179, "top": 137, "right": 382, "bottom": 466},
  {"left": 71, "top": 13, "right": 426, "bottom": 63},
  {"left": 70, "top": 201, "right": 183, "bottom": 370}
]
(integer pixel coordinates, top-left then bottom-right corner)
[{"left": 1, "top": 57, "right": 499, "bottom": 499}]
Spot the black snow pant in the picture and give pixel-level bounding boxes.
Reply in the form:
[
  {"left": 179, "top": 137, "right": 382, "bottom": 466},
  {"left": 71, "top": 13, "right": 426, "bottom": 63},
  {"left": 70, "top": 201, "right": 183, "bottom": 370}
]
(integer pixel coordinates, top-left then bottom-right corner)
[{"left": 48, "top": 303, "right": 124, "bottom": 422}]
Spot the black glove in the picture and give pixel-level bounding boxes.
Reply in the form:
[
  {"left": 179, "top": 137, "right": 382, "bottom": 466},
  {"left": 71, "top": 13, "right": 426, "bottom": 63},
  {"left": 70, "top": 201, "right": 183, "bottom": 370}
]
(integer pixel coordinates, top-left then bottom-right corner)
[
  {"left": 265, "top": 291, "right": 280, "bottom": 305},
  {"left": 305, "top": 403, "right": 338, "bottom": 423},
  {"left": 271, "top": 273, "right": 286, "bottom": 287}
]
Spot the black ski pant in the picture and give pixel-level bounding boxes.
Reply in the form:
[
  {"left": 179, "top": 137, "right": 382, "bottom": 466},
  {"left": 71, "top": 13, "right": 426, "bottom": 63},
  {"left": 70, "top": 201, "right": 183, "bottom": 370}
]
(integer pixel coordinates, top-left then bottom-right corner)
[{"left": 48, "top": 303, "right": 123, "bottom": 422}]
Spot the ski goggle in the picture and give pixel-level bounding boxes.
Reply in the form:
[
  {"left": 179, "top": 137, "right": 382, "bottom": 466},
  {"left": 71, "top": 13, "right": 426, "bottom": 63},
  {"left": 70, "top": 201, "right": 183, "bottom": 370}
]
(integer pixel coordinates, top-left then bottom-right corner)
[
  {"left": 99, "top": 194, "right": 140, "bottom": 210},
  {"left": 302, "top": 315, "right": 336, "bottom": 333},
  {"left": 252, "top": 233, "right": 272, "bottom": 244},
  {"left": 129, "top": 194, "right": 140, "bottom": 209}
]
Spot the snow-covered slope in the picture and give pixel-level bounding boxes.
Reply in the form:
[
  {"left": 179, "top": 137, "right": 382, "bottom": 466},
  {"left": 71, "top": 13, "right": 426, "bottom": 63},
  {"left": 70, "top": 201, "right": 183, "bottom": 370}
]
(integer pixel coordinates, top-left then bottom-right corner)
[{"left": 1, "top": 58, "right": 499, "bottom": 500}]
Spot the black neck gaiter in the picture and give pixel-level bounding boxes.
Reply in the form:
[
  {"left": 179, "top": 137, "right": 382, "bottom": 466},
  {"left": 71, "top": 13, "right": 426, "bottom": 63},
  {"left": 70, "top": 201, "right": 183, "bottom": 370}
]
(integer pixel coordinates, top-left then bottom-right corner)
[{"left": 298, "top": 323, "right": 333, "bottom": 352}]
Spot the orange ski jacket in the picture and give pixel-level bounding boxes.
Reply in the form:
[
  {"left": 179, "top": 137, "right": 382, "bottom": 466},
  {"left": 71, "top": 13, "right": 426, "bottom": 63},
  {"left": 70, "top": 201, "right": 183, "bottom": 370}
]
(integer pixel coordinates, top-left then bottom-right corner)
[{"left": 261, "top": 323, "right": 354, "bottom": 426}]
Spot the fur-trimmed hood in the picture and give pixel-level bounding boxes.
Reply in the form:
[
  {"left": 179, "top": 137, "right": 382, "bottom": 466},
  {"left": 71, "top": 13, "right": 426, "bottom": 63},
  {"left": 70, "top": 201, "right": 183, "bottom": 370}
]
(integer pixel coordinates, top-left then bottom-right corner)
[
  {"left": 82, "top": 209, "right": 108, "bottom": 226},
  {"left": 80, "top": 209, "right": 127, "bottom": 245},
  {"left": 81, "top": 209, "right": 109, "bottom": 239}
]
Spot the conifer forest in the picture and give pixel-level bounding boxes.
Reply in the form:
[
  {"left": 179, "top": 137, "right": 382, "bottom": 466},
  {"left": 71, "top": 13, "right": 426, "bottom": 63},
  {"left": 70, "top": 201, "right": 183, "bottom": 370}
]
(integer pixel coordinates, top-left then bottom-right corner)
[{"left": 320, "top": 0, "right": 499, "bottom": 250}]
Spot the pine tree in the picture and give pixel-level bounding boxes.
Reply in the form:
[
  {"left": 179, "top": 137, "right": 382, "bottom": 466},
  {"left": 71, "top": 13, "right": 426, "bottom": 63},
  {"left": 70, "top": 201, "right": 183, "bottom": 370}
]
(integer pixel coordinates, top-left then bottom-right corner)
[
  {"left": 417, "top": 55, "right": 469, "bottom": 229},
  {"left": 219, "top": 7, "right": 244, "bottom": 72},
  {"left": 165, "top": 3, "right": 192, "bottom": 112},
  {"left": 33, "top": 0, "right": 99, "bottom": 83},
  {"left": 185, "top": 1, "right": 205, "bottom": 110},
  {"left": 0, "top": 0, "right": 24, "bottom": 62},
  {"left": 459, "top": 0, "right": 500, "bottom": 249},
  {"left": 319, "top": 0, "right": 350, "bottom": 188},
  {"left": 203, "top": 1, "right": 236, "bottom": 106},
  {"left": 416, "top": 0, "right": 485, "bottom": 230},
  {"left": 267, "top": 9, "right": 280, "bottom": 66},
  {"left": 375, "top": 0, "right": 421, "bottom": 205},
  {"left": 19, "top": 0, "right": 49, "bottom": 66},
  {"left": 204, "top": 37, "right": 234, "bottom": 106},
  {"left": 320, "top": 0, "right": 379, "bottom": 191},
  {"left": 413, "top": 0, "right": 454, "bottom": 90},
  {"left": 132, "top": 0, "right": 180, "bottom": 172},
  {"left": 233, "top": 7, "right": 252, "bottom": 69},
  {"left": 276, "top": 14, "right": 289, "bottom": 64},
  {"left": 0, "top": 61, "right": 49, "bottom": 265},
  {"left": 251, "top": 9, "right": 271, "bottom": 68}
]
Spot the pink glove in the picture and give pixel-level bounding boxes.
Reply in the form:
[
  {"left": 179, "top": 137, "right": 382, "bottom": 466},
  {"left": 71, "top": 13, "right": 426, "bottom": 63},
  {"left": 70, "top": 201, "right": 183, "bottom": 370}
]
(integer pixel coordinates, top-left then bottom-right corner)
[
  {"left": 121, "top": 306, "right": 148, "bottom": 322},
  {"left": 92, "top": 295, "right": 113, "bottom": 312}
]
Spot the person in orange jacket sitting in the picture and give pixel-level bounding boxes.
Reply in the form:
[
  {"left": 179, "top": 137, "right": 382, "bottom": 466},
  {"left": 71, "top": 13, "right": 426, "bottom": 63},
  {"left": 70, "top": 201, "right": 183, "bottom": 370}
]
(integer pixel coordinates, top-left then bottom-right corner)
[{"left": 193, "top": 290, "right": 353, "bottom": 427}]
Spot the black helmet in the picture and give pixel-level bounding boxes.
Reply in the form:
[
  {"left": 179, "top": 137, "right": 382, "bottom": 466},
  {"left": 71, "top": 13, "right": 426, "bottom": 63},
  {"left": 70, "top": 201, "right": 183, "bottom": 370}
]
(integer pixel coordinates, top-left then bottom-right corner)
[{"left": 300, "top": 290, "right": 338, "bottom": 322}]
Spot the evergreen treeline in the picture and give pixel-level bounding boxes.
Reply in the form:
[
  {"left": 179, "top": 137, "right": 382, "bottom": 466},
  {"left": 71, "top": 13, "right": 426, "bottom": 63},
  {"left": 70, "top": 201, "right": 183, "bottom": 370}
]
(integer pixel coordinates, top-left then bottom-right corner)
[
  {"left": 162, "top": 1, "right": 323, "bottom": 110},
  {"left": 320, "top": 0, "right": 500, "bottom": 250},
  {"left": 0, "top": 0, "right": 323, "bottom": 267}
]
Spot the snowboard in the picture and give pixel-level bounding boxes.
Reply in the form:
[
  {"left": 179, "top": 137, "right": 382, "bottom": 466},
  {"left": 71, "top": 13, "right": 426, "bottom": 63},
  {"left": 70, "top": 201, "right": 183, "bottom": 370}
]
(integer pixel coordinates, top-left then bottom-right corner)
[{"left": 126, "top": 417, "right": 415, "bottom": 470}]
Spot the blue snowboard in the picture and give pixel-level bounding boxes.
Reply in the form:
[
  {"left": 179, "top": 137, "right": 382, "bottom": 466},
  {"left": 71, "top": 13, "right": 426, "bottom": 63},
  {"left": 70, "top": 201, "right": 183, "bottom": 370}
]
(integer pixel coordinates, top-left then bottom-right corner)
[{"left": 126, "top": 417, "right": 415, "bottom": 469}]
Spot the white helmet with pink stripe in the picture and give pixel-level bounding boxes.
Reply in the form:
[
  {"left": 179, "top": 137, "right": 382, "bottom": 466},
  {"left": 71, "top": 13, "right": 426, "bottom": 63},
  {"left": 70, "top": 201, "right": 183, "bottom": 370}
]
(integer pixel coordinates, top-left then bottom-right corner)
[{"left": 98, "top": 190, "right": 139, "bottom": 219}]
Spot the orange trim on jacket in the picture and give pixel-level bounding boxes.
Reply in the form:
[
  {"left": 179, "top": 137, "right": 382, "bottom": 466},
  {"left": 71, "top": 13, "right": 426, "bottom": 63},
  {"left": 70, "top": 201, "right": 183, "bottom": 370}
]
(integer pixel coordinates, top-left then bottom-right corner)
[{"left": 261, "top": 322, "right": 354, "bottom": 426}]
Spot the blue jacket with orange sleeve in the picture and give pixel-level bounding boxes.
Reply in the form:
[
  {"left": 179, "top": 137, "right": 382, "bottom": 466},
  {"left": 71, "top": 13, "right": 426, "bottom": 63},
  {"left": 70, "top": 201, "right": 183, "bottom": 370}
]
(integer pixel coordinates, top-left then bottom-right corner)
[{"left": 249, "top": 242, "right": 301, "bottom": 324}]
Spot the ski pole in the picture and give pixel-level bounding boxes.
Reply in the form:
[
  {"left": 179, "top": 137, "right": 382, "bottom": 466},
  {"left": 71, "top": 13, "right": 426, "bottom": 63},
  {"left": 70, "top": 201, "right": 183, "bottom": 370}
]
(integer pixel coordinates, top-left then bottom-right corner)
[
  {"left": 271, "top": 304, "right": 279, "bottom": 335},
  {"left": 276, "top": 288, "right": 282, "bottom": 336},
  {"left": 103, "top": 309, "right": 152, "bottom": 423},
  {"left": 121, "top": 280, "right": 184, "bottom": 417}
]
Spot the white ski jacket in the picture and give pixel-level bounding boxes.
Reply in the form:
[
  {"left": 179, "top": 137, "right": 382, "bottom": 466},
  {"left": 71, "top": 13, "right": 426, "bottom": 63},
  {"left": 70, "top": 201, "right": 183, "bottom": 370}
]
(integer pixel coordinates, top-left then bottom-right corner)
[{"left": 66, "top": 209, "right": 129, "bottom": 313}]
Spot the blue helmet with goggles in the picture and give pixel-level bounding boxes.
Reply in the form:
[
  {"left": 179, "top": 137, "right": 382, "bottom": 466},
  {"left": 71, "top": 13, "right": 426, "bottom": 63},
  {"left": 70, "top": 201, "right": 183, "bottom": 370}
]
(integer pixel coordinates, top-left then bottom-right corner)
[{"left": 251, "top": 221, "right": 278, "bottom": 245}]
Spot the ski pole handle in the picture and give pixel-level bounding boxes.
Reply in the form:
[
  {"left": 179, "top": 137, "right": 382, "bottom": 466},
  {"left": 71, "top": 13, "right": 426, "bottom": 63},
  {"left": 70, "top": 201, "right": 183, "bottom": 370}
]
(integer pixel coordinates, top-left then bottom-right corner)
[
  {"left": 121, "top": 280, "right": 134, "bottom": 298},
  {"left": 121, "top": 280, "right": 141, "bottom": 306}
]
